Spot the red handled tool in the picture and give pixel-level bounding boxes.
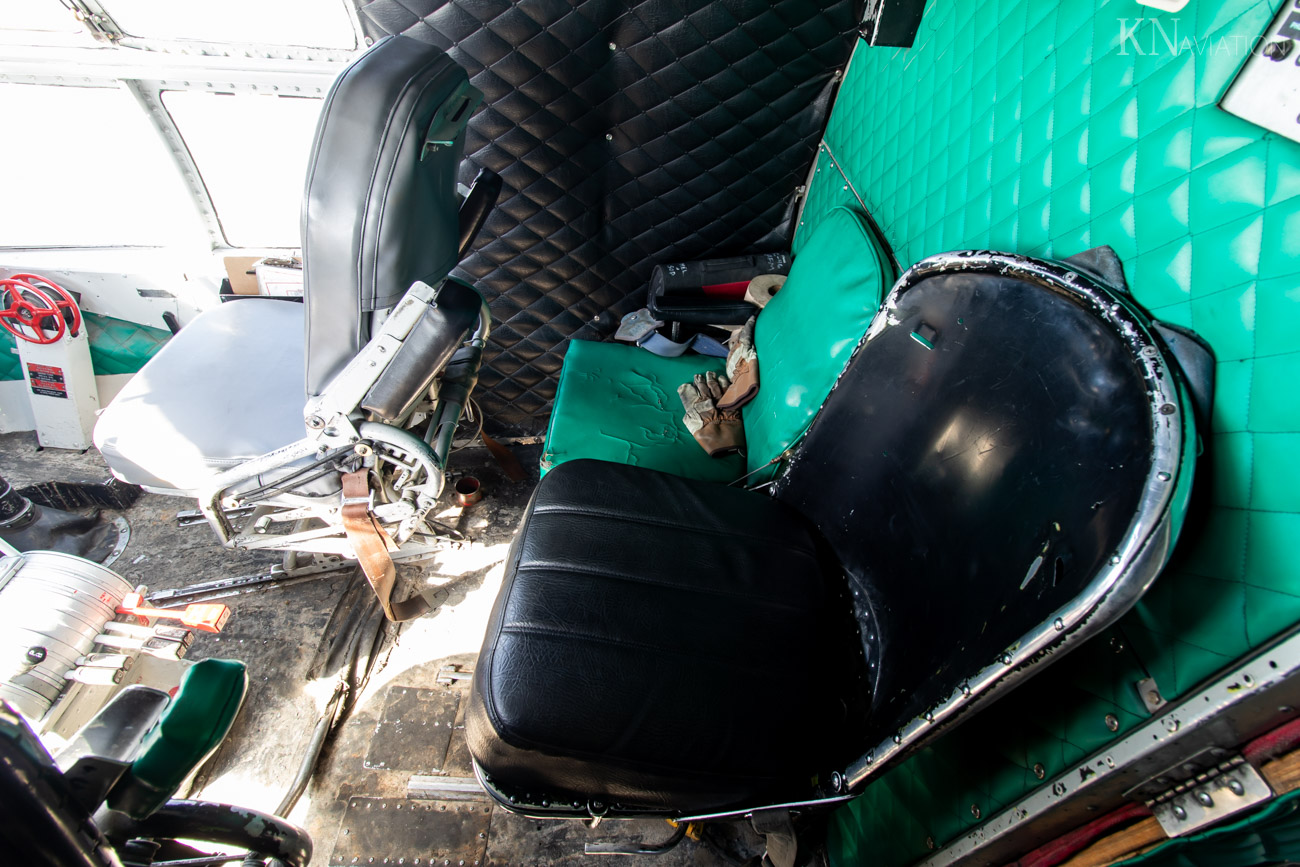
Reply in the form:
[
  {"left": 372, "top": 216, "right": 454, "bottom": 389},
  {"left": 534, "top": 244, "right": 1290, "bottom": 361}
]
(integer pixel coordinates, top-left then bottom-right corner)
[{"left": 117, "top": 592, "right": 231, "bottom": 634}]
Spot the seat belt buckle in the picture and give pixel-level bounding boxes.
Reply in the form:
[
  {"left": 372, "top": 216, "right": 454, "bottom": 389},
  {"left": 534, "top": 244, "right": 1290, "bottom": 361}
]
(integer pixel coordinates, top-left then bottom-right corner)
[
  {"left": 341, "top": 488, "right": 375, "bottom": 511},
  {"left": 614, "top": 308, "right": 663, "bottom": 344}
]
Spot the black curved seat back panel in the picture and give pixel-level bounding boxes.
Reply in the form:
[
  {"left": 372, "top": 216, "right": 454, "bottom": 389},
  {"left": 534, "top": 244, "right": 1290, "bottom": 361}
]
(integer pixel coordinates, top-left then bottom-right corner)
[
  {"left": 302, "top": 35, "right": 471, "bottom": 395},
  {"left": 774, "top": 268, "right": 1154, "bottom": 745}
]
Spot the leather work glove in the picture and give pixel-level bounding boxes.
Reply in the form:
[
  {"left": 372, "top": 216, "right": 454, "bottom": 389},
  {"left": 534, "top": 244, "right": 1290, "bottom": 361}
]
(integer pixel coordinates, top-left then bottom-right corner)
[
  {"left": 678, "top": 371, "right": 745, "bottom": 457},
  {"left": 717, "top": 315, "right": 759, "bottom": 411}
]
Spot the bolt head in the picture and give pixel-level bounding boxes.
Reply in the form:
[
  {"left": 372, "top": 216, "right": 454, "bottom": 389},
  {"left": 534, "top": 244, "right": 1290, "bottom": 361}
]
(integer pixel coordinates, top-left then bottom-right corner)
[
  {"left": 1033, "top": 763, "right": 1046, "bottom": 780},
  {"left": 1195, "top": 791, "right": 1214, "bottom": 807},
  {"left": 1172, "top": 804, "right": 1188, "bottom": 820},
  {"left": 1228, "top": 779, "right": 1245, "bottom": 796},
  {"left": 1263, "top": 39, "right": 1293, "bottom": 61},
  {"left": 1104, "top": 713, "right": 1120, "bottom": 732}
]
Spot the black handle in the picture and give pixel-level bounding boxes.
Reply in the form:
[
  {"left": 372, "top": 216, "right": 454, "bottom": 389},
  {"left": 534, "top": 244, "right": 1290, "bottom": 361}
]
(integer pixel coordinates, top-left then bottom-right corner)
[{"left": 457, "top": 167, "right": 503, "bottom": 260}]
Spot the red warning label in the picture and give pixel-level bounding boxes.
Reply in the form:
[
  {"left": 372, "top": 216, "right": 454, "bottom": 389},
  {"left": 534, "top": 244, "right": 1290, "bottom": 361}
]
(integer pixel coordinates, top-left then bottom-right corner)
[{"left": 27, "top": 362, "right": 67, "bottom": 399}]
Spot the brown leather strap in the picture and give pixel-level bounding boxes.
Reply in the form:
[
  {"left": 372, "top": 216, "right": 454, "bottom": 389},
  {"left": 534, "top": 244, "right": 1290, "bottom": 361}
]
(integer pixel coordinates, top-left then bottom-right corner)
[{"left": 340, "top": 470, "right": 442, "bottom": 622}]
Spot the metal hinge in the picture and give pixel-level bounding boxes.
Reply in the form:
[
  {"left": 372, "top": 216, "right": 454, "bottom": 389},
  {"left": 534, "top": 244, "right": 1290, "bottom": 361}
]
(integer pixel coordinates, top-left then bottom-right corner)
[{"left": 1142, "top": 754, "right": 1273, "bottom": 837}]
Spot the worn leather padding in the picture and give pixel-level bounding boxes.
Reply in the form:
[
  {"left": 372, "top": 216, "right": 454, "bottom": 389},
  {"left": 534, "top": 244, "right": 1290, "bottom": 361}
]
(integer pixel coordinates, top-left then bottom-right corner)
[
  {"left": 302, "top": 34, "right": 468, "bottom": 395},
  {"left": 467, "top": 459, "right": 865, "bottom": 813},
  {"left": 93, "top": 300, "right": 306, "bottom": 493},
  {"left": 360, "top": 0, "right": 859, "bottom": 435}
]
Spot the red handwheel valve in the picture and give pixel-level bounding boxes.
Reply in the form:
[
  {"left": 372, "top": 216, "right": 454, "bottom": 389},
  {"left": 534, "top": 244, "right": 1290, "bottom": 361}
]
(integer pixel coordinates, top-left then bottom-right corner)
[{"left": 0, "top": 273, "right": 82, "bottom": 344}]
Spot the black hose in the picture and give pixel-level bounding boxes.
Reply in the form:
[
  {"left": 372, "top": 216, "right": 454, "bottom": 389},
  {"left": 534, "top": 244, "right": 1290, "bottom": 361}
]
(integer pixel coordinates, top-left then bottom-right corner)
[
  {"left": 272, "top": 683, "right": 344, "bottom": 818},
  {"left": 271, "top": 587, "right": 385, "bottom": 819},
  {"left": 123, "top": 801, "right": 311, "bottom": 867}
]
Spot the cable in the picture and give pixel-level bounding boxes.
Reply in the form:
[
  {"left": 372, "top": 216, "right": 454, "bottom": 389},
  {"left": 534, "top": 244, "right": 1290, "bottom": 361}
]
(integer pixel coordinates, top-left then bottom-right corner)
[{"left": 449, "top": 397, "right": 485, "bottom": 454}]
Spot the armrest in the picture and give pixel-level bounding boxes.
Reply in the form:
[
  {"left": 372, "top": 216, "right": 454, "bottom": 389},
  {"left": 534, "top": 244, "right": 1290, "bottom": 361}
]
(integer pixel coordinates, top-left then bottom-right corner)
[{"left": 107, "top": 658, "right": 247, "bottom": 819}]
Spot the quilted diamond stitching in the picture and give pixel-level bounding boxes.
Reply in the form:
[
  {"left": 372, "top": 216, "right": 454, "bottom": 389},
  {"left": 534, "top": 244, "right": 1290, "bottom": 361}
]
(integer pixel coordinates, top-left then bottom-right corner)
[
  {"left": 806, "top": 0, "right": 1300, "bottom": 863},
  {"left": 362, "top": 0, "right": 858, "bottom": 435}
]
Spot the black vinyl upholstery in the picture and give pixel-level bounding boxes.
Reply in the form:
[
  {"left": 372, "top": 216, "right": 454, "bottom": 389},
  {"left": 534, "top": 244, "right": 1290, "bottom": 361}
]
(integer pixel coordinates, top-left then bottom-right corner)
[
  {"left": 467, "top": 253, "right": 1178, "bottom": 816},
  {"left": 360, "top": 0, "right": 859, "bottom": 435},
  {"left": 302, "top": 34, "right": 471, "bottom": 395},
  {"left": 773, "top": 267, "right": 1153, "bottom": 746},
  {"left": 467, "top": 460, "right": 866, "bottom": 813}
]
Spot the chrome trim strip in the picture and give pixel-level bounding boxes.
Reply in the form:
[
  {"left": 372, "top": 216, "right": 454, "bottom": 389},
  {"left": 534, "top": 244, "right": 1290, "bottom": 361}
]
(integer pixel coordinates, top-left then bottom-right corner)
[
  {"left": 921, "top": 626, "right": 1300, "bottom": 867},
  {"left": 816, "top": 251, "right": 1193, "bottom": 790}
]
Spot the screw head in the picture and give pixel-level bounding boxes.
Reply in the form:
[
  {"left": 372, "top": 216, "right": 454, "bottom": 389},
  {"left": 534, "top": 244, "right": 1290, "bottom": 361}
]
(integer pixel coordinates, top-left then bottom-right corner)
[
  {"left": 1263, "top": 39, "right": 1293, "bottom": 61},
  {"left": 1172, "top": 804, "right": 1188, "bottom": 820},
  {"left": 1105, "top": 713, "right": 1120, "bottom": 732},
  {"left": 1228, "top": 779, "right": 1245, "bottom": 796},
  {"left": 1033, "top": 763, "right": 1046, "bottom": 780},
  {"left": 926, "top": 836, "right": 936, "bottom": 850},
  {"left": 1195, "top": 791, "right": 1214, "bottom": 807},
  {"left": 970, "top": 804, "right": 981, "bottom": 819},
  {"left": 306, "top": 415, "right": 325, "bottom": 429}
]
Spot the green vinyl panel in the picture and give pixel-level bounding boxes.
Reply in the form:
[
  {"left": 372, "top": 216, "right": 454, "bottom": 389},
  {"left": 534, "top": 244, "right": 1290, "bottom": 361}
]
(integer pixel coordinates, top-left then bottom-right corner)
[
  {"left": 542, "top": 206, "right": 890, "bottom": 484},
  {"left": 540, "top": 339, "right": 740, "bottom": 483},
  {"left": 798, "top": 1, "right": 1300, "bottom": 864},
  {"left": 0, "top": 312, "right": 172, "bottom": 381},
  {"left": 742, "top": 205, "right": 892, "bottom": 480}
]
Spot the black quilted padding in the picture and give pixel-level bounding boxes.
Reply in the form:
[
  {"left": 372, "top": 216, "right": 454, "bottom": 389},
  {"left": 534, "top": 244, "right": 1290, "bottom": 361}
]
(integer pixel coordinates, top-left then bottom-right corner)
[{"left": 361, "top": 0, "right": 858, "bottom": 435}]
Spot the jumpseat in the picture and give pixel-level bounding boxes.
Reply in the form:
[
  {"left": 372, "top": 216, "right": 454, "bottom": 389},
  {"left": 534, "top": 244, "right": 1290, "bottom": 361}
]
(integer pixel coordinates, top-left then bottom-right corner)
[
  {"left": 467, "top": 249, "right": 1199, "bottom": 819},
  {"left": 540, "top": 205, "right": 895, "bottom": 484}
]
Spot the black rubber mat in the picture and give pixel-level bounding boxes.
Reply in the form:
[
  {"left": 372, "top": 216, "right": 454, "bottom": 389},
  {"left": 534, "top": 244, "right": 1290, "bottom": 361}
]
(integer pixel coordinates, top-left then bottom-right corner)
[{"left": 361, "top": 0, "right": 859, "bottom": 435}]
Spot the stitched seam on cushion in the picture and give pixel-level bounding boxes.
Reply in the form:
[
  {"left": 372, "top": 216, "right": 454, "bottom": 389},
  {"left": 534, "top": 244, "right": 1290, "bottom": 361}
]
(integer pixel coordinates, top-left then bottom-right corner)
[
  {"left": 500, "top": 624, "right": 778, "bottom": 675},
  {"left": 370, "top": 54, "right": 460, "bottom": 311},
  {"left": 515, "top": 561, "right": 814, "bottom": 612},
  {"left": 530, "top": 503, "right": 816, "bottom": 554}
]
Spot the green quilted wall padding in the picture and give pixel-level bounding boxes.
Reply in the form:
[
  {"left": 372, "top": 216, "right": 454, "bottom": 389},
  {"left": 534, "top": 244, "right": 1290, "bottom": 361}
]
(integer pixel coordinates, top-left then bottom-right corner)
[
  {"left": 0, "top": 312, "right": 171, "bottom": 380},
  {"left": 802, "top": 0, "right": 1300, "bottom": 864}
]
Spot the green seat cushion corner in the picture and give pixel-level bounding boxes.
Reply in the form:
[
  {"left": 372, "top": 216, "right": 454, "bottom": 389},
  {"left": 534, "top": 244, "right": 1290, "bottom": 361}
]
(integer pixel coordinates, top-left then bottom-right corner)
[
  {"left": 109, "top": 658, "right": 248, "bottom": 818},
  {"left": 742, "top": 205, "right": 892, "bottom": 478},
  {"left": 541, "top": 339, "right": 744, "bottom": 484}
]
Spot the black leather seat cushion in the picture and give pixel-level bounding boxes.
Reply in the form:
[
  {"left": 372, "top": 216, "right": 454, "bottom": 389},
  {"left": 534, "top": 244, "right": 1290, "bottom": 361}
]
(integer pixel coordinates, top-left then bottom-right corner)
[{"left": 467, "top": 459, "right": 866, "bottom": 814}]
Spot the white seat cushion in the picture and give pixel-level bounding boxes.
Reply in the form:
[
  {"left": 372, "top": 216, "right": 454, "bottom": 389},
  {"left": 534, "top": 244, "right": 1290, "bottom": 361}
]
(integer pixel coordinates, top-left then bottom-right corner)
[{"left": 94, "top": 299, "right": 307, "bottom": 493}]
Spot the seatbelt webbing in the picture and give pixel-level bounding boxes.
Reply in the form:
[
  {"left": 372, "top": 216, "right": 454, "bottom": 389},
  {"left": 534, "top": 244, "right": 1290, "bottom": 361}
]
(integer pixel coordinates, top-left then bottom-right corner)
[{"left": 340, "top": 470, "right": 444, "bottom": 622}]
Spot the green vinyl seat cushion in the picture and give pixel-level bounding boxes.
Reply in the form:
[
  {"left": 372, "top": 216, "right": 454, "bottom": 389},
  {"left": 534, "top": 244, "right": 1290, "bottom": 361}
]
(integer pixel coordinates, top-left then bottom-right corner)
[
  {"left": 540, "top": 340, "right": 741, "bottom": 483},
  {"left": 541, "top": 205, "right": 892, "bottom": 483}
]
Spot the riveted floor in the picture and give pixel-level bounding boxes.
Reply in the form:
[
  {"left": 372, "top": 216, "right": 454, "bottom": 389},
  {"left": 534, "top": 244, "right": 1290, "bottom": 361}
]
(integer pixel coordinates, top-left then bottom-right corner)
[{"left": 0, "top": 433, "right": 766, "bottom": 866}]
